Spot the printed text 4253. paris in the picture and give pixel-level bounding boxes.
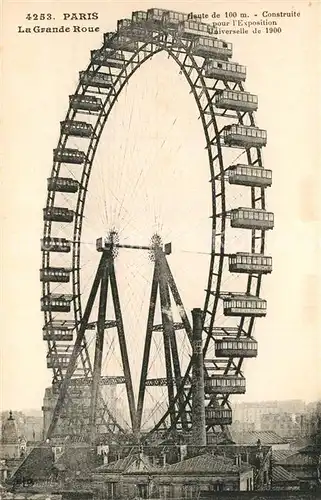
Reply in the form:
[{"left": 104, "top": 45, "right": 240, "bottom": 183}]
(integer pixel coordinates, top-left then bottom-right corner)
[{"left": 25, "top": 12, "right": 99, "bottom": 21}]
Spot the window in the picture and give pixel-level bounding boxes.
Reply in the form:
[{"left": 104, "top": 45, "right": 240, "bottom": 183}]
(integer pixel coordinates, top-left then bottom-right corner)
[{"left": 138, "top": 484, "right": 148, "bottom": 499}]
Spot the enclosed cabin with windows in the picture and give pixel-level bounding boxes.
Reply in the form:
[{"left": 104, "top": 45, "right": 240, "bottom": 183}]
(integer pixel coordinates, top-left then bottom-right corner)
[
  {"left": 91, "top": 49, "right": 125, "bottom": 69},
  {"left": 228, "top": 164, "right": 272, "bottom": 187},
  {"left": 41, "top": 293, "right": 74, "bottom": 313},
  {"left": 215, "top": 337, "right": 258, "bottom": 358},
  {"left": 222, "top": 294, "right": 267, "bottom": 317},
  {"left": 43, "top": 320, "right": 75, "bottom": 341},
  {"left": 132, "top": 10, "right": 148, "bottom": 24},
  {"left": 163, "top": 10, "right": 188, "bottom": 28},
  {"left": 205, "top": 407, "right": 232, "bottom": 426},
  {"left": 191, "top": 36, "right": 232, "bottom": 59},
  {"left": 41, "top": 237, "right": 71, "bottom": 253},
  {"left": 177, "top": 20, "right": 215, "bottom": 39},
  {"left": 117, "top": 18, "right": 132, "bottom": 32},
  {"left": 47, "top": 177, "right": 79, "bottom": 194},
  {"left": 146, "top": 8, "right": 168, "bottom": 26},
  {"left": 205, "top": 59, "right": 246, "bottom": 82},
  {"left": 61, "top": 120, "right": 93, "bottom": 138},
  {"left": 54, "top": 147, "right": 86, "bottom": 164},
  {"left": 215, "top": 90, "right": 258, "bottom": 112},
  {"left": 46, "top": 351, "right": 71, "bottom": 369},
  {"left": 40, "top": 267, "right": 72, "bottom": 283},
  {"left": 205, "top": 375, "right": 246, "bottom": 394},
  {"left": 43, "top": 206, "right": 74, "bottom": 223},
  {"left": 118, "top": 16, "right": 150, "bottom": 41},
  {"left": 230, "top": 207, "right": 274, "bottom": 230},
  {"left": 103, "top": 32, "right": 115, "bottom": 47},
  {"left": 108, "top": 34, "right": 139, "bottom": 52},
  {"left": 69, "top": 94, "right": 103, "bottom": 113},
  {"left": 229, "top": 253, "right": 272, "bottom": 274},
  {"left": 80, "top": 71, "right": 114, "bottom": 89},
  {"left": 223, "top": 124, "right": 267, "bottom": 148}
]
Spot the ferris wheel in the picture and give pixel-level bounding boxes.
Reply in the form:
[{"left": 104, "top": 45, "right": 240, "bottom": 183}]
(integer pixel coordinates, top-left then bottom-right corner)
[{"left": 40, "top": 7, "right": 273, "bottom": 444}]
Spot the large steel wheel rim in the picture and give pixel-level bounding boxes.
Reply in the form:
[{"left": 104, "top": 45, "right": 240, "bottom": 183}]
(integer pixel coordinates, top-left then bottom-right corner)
[{"left": 41, "top": 13, "right": 271, "bottom": 441}]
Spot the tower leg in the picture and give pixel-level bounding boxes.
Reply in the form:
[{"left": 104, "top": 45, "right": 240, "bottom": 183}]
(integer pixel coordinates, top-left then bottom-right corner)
[
  {"left": 89, "top": 255, "right": 109, "bottom": 442},
  {"left": 191, "top": 308, "right": 206, "bottom": 446}
]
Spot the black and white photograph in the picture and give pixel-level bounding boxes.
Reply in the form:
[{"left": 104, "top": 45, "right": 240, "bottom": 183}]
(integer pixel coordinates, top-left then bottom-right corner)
[{"left": 1, "top": 1, "right": 320, "bottom": 499}]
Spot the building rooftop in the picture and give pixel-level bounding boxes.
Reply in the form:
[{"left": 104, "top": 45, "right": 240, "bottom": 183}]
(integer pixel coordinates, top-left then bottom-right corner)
[
  {"left": 272, "top": 465, "right": 299, "bottom": 483},
  {"left": 231, "top": 431, "right": 289, "bottom": 446},
  {"left": 96, "top": 454, "right": 137, "bottom": 473},
  {"left": 8, "top": 444, "right": 54, "bottom": 481},
  {"left": 272, "top": 450, "right": 296, "bottom": 464},
  {"left": 279, "top": 452, "right": 319, "bottom": 466},
  {"left": 96, "top": 453, "right": 152, "bottom": 473},
  {"left": 162, "top": 453, "right": 252, "bottom": 474},
  {"left": 299, "top": 444, "right": 321, "bottom": 455}
]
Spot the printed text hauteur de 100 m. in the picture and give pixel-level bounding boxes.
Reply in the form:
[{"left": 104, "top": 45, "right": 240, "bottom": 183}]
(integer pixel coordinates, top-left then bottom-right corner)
[{"left": 18, "top": 12, "right": 100, "bottom": 33}]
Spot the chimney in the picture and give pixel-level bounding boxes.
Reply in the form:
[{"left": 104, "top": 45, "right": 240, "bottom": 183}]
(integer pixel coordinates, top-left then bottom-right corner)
[
  {"left": 191, "top": 308, "right": 206, "bottom": 447},
  {"left": 179, "top": 444, "right": 187, "bottom": 462}
]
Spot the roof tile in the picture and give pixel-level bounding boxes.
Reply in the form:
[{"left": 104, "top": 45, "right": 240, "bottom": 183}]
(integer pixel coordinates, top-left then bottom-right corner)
[{"left": 162, "top": 453, "right": 251, "bottom": 474}]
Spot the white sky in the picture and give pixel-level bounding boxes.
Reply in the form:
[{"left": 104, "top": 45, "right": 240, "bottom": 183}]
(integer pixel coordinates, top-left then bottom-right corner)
[{"left": 1, "top": 0, "right": 321, "bottom": 414}]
